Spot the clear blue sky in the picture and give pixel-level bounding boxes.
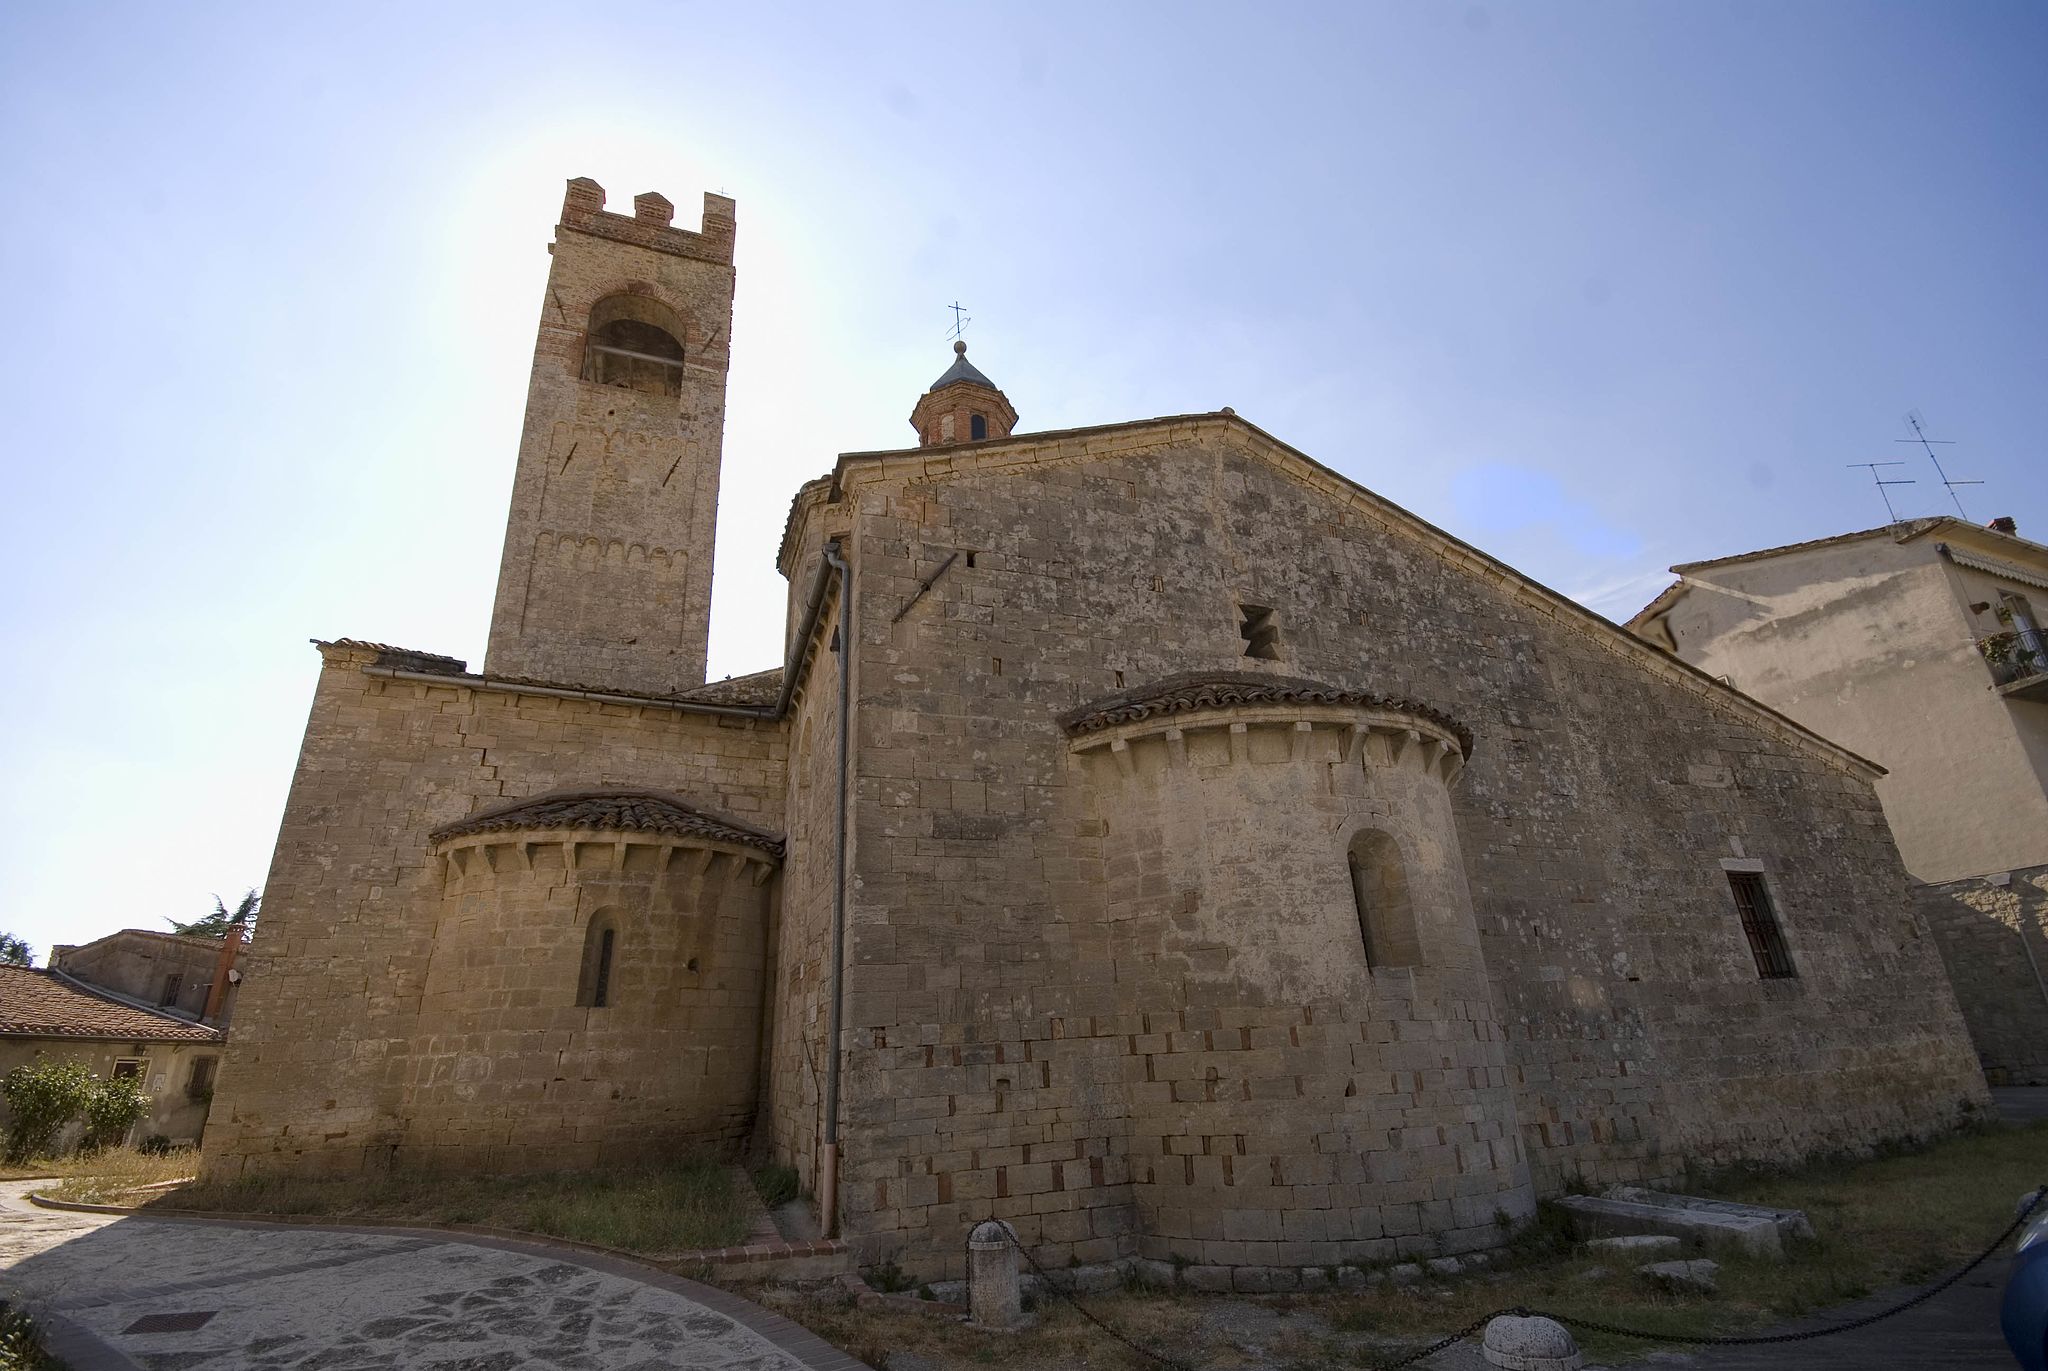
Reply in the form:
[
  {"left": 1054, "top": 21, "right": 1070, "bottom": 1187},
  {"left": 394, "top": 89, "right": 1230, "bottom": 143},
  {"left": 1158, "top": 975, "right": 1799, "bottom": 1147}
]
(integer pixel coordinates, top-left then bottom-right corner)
[{"left": 2, "top": 3, "right": 2042, "bottom": 961}]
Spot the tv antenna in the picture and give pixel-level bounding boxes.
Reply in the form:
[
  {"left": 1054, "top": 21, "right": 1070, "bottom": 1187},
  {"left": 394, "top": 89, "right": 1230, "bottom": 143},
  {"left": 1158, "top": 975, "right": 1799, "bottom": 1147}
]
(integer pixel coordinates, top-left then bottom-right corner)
[
  {"left": 946, "top": 301, "right": 971, "bottom": 341},
  {"left": 1847, "top": 462, "right": 1916, "bottom": 522},
  {"left": 1896, "top": 410, "right": 1981, "bottom": 519}
]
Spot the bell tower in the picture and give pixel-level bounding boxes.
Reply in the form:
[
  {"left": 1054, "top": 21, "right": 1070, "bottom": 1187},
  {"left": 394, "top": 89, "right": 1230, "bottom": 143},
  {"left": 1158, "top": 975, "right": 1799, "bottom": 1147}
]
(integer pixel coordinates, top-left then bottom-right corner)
[{"left": 485, "top": 177, "right": 736, "bottom": 694}]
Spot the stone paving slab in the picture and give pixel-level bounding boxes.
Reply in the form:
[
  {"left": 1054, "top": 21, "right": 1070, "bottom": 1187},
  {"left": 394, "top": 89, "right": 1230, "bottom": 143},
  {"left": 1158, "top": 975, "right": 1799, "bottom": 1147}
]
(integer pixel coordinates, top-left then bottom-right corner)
[{"left": 0, "top": 1183, "right": 860, "bottom": 1371}]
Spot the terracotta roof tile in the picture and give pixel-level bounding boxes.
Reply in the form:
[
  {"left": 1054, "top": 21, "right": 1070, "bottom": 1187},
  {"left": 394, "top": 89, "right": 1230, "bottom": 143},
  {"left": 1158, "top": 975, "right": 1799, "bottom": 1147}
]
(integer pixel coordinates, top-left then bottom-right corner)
[
  {"left": 675, "top": 668, "right": 783, "bottom": 707},
  {"left": 429, "top": 789, "right": 785, "bottom": 858},
  {"left": 315, "top": 639, "right": 469, "bottom": 673},
  {"left": 1059, "top": 671, "right": 1473, "bottom": 756},
  {"left": 0, "top": 967, "right": 223, "bottom": 1043}
]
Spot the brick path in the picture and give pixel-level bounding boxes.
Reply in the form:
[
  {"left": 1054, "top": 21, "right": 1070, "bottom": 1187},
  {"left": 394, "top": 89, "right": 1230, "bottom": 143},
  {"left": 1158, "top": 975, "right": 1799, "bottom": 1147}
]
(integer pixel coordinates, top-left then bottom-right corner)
[{"left": 0, "top": 1183, "right": 859, "bottom": 1371}]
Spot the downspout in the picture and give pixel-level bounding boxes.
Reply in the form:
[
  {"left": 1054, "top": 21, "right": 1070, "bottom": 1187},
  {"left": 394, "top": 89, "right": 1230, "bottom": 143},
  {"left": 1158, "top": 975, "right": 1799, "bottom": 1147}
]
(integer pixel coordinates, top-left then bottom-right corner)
[{"left": 819, "top": 539, "right": 852, "bottom": 1239}]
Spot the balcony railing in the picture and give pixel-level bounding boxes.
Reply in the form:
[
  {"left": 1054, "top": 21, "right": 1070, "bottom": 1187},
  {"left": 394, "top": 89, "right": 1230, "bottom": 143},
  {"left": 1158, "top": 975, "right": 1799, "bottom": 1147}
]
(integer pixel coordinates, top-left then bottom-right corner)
[{"left": 1979, "top": 629, "right": 2048, "bottom": 689}]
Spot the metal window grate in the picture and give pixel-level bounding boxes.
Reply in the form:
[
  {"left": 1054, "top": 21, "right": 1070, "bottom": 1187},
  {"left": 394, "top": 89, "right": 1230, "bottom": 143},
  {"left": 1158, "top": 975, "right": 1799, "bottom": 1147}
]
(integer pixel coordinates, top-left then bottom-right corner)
[{"left": 1727, "top": 872, "right": 1796, "bottom": 979}]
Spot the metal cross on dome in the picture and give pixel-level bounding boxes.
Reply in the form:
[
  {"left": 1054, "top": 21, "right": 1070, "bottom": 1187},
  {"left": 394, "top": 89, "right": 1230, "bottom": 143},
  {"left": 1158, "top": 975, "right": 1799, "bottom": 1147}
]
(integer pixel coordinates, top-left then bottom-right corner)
[{"left": 946, "top": 301, "right": 971, "bottom": 341}]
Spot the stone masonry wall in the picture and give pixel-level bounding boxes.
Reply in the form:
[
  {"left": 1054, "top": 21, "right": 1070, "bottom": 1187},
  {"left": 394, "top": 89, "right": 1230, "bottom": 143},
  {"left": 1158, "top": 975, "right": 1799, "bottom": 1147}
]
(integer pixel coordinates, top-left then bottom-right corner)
[
  {"left": 763, "top": 578, "right": 847, "bottom": 1197},
  {"left": 1078, "top": 705, "right": 1536, "bottom": 1269},
  {"left": 807, "top": 417, "right": 1986, "bottom": 1279},
  {"left": 399, "top": 828, "right": 774, "bottom": 1170},
  {"left": 203, "top": 642, "right": 785, "bottom": 1178},
  {"left": 1918, "top": 863, "right": 2048, "bottom": 1085}
]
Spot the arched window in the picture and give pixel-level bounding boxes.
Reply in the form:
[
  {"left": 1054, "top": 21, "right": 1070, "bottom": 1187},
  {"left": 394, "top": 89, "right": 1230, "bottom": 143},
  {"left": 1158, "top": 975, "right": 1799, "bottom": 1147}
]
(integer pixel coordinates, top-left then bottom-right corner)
[
  {"left": 581, "top": 294, "right": 686, "bottom": 396},
  {"left": 577, "top": 912, "right": 618, "bottom": 1008},
  {"left": 970, "top": 412, "right": 988, "bottom": 440},
  {"left": 1347, "top": 830, "right": 1420, "bottom": 968}
]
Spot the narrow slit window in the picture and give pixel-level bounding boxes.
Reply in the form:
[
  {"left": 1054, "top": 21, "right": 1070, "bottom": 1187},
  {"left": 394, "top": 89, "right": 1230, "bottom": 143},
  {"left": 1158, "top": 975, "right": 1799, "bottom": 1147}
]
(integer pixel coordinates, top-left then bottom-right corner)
[
  {"left": 970, "top": 412, "right": 988, "bottom": 440},
  {"left": 1239, "top": 603, "right": 1282, "bottom": 660},
  {"left": 1726, "top": 872, "right": 1796, "bottom": 979},
  {"left": 577, "top": 915, "right": 619, "bottom": 1008},
  {"left": 1347, "top": 830, "right": 1421, "bottom": 969}
]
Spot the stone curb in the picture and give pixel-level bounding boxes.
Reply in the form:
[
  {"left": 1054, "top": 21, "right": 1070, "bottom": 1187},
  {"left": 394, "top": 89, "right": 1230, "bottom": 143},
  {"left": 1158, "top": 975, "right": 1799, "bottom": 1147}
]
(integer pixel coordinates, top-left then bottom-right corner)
[
  {"left": 9, "top": 1190, "right": 864, "bottom": 1371},
  {"left": 23, "top": 1190, "right": 851, "bottom": 1277},
  {"left": 837, "top": 1270, "right": 968, "bottom": 1317}
]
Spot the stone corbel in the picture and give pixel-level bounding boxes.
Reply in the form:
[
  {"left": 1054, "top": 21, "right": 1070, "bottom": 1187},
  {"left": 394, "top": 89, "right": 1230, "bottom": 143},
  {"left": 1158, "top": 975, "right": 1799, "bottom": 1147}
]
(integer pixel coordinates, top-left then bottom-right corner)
[
  {"left": 1342, "top": 722, "right": 1370, "bottom": 764},
  {"left": 1164, "top": 727, "right": 1187, "bottom": 770},
  {"left": 1289, "top": 720, "right": 1315, "bottom": 762},
  {"left": 1228, "top": 721, "right": 1249, "bottom": 765},
  {"left": 1389, "top": 729, "right": 1421, "bottom": 768},
  {"left": 1110, "top": 737, "right": 1135, "bottom": 778}
]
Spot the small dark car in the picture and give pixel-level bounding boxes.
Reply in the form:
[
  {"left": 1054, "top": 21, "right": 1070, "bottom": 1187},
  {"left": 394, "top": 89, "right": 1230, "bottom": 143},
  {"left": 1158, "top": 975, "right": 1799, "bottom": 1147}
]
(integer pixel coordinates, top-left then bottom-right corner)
[{"left": 2004, "top": 1187, "right": 2048, "bottom": 1371}]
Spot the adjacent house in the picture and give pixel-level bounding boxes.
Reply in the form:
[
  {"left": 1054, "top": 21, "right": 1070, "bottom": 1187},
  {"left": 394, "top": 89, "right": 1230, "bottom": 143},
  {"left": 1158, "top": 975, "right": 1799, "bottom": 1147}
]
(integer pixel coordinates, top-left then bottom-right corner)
[
  {"left": 1628, "top": 515, "right": 2048, "bottom": 1084},
  {"left": 49, "top": 928, "right": 247, "bottom": 1029},
  {"left": 0, "top": 964, "right": 225, "bottom": 1147}
]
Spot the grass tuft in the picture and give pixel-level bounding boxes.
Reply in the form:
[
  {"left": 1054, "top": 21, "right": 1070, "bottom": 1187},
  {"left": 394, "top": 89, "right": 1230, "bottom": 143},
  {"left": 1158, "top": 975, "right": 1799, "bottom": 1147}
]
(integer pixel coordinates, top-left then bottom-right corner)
[
  {"left": 0, "top": 1303, "right": 63, "bottom": 1371},
  {"left": 53, "top": 1155, "right": 751, "bottom": 1257},
  {"left": 751, "top": 1161, "right": 801, "bottom": 1209},
  {"left": 28, "top": 1146, "right": 195, "bottom": 1201}
]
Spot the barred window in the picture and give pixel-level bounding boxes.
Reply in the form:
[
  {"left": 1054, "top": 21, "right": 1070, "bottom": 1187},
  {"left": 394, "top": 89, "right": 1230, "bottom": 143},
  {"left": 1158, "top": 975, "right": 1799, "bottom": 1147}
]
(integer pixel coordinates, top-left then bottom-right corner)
[{"left": 1726, "top": 872, "right": 1796, "bottom": 979}]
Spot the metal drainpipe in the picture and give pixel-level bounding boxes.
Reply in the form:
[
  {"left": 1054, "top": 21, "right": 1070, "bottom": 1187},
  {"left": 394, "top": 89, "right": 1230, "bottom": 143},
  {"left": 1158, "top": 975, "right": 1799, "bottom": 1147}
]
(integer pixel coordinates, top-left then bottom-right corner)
[{"left": 819, "top": 539, "right": 852, "bottom": 1239}]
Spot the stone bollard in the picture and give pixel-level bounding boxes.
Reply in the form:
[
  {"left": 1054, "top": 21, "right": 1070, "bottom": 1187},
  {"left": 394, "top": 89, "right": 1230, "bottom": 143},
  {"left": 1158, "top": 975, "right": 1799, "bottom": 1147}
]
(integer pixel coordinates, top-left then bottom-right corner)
[
  {"left": 967, "top": 1220, "right": 1023, "bottom": 1330},
  {"left": 1482, "top": 1314, "right": 1583, "bottom": 1371}
]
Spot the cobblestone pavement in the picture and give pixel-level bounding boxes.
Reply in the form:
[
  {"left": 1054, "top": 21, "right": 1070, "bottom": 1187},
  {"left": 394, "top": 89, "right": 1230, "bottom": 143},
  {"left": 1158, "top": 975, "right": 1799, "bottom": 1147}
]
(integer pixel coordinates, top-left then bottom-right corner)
[{"left": 0, "top": 1184, "right": 858, "bottom": 1371}]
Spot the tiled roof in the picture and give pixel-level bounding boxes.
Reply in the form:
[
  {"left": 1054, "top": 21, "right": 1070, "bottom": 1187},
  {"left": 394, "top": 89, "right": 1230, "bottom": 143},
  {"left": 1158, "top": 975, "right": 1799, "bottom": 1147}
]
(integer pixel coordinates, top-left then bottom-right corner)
[
  {"left": 316, "top": 639, "right": 469, "bottom": 674},
  {"left": 0, "top": 967, "right": 222, "bottom": 1043},
  {"left": 1664, "top": 520, "right": 1935, "bottom": 575},
  {"left": 1059, "top": 671, "right": 1473, "bottom": 756},
  {"left": 339, "top": 644, "right": 788, "bottom": 714},
  {"left": 429, "top": 789, "right": 785, "bottom": 858},
  {"left": 676, "top": 668, "right": 783, "bottom": 708}
]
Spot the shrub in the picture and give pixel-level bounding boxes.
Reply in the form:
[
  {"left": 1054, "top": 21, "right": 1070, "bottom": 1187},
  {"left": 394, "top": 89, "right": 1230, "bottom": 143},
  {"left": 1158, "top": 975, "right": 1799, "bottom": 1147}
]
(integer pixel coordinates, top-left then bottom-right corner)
[
  {"left": 2, "top": 1060, "right": 94, "bottom": 1163},
  {"left": 80, "top": 1076, "right": 151, "bottom": 1153}
]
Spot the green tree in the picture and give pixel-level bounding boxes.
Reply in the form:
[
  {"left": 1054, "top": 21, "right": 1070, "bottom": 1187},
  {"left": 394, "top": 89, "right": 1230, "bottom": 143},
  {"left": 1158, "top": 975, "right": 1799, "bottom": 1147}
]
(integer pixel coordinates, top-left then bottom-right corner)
[
  {"left": 1, "top": 1061, "right": 94, "bottom": 1162},
  {"left": 166, "top": 889, "right": 259, "bottom": 939},
  {"left": 0, "top": 933, "right": 30, "bottom": 967},
  {"left": 79, "top": 1075, "right": 151, "bottom": 1153}
]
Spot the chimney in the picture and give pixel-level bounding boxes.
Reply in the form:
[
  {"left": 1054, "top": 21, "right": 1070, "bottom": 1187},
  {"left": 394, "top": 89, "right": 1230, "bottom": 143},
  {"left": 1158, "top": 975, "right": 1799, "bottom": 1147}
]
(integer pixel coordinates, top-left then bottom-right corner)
[
  {"left": 201, "top": 920, "right": 247, "bottom": 1026},
  {"left": 1988, "top": 516, "right": 2018, "bottom": 536}
]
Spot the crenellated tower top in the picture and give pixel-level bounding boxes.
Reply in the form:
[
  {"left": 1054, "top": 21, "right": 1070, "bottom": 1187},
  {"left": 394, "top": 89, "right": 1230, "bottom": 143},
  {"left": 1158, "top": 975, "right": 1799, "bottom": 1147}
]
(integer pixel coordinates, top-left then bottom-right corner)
[{"left": 484, "top": 176, "right": 738, "bottom": 695}]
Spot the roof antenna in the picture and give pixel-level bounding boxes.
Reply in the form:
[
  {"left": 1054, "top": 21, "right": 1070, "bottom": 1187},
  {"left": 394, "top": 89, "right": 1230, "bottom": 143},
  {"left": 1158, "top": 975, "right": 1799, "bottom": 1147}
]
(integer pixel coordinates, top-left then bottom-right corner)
[
  {"left": 1847, "top": 461, "right": 1915, "bottom": 522},
  {"left": 1897, "top": 410, "right": 1982, "bottom": 519},
  {"left": 946, "top": 301, "right": 971, "bottom": 342}
]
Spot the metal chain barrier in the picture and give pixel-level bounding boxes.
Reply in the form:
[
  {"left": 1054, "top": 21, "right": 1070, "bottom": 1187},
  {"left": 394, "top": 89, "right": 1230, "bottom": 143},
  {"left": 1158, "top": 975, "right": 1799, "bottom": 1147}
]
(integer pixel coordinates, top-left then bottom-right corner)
[{"left": 973, "top": 1182, "right": 2043, "bottom": 1371}]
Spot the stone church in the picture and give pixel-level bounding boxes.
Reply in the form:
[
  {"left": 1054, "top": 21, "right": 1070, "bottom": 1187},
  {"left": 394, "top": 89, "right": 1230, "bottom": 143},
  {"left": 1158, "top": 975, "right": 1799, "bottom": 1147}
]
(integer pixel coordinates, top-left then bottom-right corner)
[{"left": 205, "top": 178, "right": 1987, "bottom": 1280}]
